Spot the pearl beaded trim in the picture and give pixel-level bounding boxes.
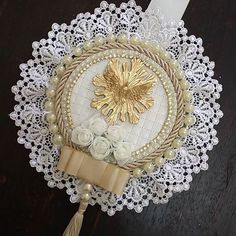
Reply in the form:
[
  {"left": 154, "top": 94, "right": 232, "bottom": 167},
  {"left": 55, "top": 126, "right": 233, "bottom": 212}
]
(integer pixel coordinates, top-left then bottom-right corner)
[{"left": 44, "top": 34, "right": 194, "bottom": 176}]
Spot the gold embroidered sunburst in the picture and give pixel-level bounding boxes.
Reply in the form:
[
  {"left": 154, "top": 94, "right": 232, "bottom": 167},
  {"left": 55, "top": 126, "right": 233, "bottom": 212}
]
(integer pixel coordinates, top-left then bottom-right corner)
[{"left": 91, "top": 58, "right": 157, "bottom": 124}]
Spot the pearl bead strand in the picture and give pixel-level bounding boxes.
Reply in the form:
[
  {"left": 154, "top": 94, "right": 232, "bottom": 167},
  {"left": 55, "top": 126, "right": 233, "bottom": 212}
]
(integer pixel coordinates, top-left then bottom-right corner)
[{"left": 80, "top": 183, "right": 93, "bottom": 202}]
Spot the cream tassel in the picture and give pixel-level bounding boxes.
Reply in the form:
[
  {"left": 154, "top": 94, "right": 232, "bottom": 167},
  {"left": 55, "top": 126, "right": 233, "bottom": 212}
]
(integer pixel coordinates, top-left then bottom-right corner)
[{"left": 63, "top": 183, "right": 92, "bottom": 236}]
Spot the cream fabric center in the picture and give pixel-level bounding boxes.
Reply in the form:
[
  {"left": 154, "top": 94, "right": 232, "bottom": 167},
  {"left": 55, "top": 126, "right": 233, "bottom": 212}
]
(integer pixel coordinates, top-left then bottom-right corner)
[{"left": 70, "top": 60, "right": 168, "bottom": 152}]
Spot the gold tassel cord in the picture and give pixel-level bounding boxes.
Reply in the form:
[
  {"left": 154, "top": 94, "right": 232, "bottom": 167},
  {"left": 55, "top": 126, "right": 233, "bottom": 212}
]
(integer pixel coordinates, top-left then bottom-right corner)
[{"left": 63, "top": 183, "right": 92, "bottom": 236}]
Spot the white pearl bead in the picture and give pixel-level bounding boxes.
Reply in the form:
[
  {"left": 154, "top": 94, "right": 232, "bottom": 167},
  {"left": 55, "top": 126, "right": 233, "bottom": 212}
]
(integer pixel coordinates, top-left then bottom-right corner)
[
  {"left": 184, "top": 115, "right": 195, "bottom": 126},
  {"left": 179, "top": 127, "right": 188, "bottom": 137},
  {"left": 162, "top": 51, "right": 170, "bottom": 60},
  {"left": 177, "top": 70, "right": 185, "bottom": 79},
  {"left": 144, "top": 163, "right": 154, "bottom": 173},
  {"left": 106, "top": 34, "right": 116, "bottom": 43},
  {"left": 55, "top": 65, "right": 65, "bottom": 75},
  {"left": 180, "top": 79, "right": 190, "bottom": 90},
  {"left": 83, "top": 183, "right": 93, "bottom": 192},
  {"left": 50, "top": 76, "right": 59, "bottom": 85},
  {"left": 83, "top": 41, "right": 93, "bottom": 50},
  {"left": 44, "top": 101, "right": 54, "bottom": 111},
  {"left": 172, "top": 138, "right": 183, "bottom": 149},
  {"left": 46, "top": 88, "right": 56, "bottom": 98},
  {"left": 149, "top": 43, "right": 156, "bottom": 51},
  {"left": 164, "top": 149, "right": 176, "bottom": 160},
  {"left": 155, "top": 157, "right": 165, "bottom": 166},
  {"left": 170, "top": 60, "right": 179, "bottom": 68},
  {"left": 183, "top": 91, "right": 193, "bottom": 102},
  {"left": 130, "top": 36, "right": 140, "bottom": 45},
  {"left": 158, "top": 48, "right": 165, "bottom": 56},
  {"left": 155, "top": 45, "right": 161, "bottom": 53},
  {"left": 185, "top": 103, "right": 194, "bottom": 113},
  {"left": 53, "top": 134, "right": 63, "bottom": 145},
  {"left": 49, "top": 124, "right": 58, "bottom": 134},
  {"left": 73, "top": 47, "right": 82, "bottom": 57},
  {"left": 94, "top": 36, "right": 105, "bottom": 46},
  {"left": 63, "top": 55, "right": 73, "bottom": 65},
  {"left": 81, "top": 193, "right": 90, "bottom": 201},
  {"left": 133, "top": 168, "right": 142, "bottom": 177},
  {"left": 117, "top": 34, "right": 128, "bottom": 43},
  {"left": 46, "top": 113, "right": 56, "bottom": 123},
  {"left": 141, "top": 40, "right": 150, "bottom": 48}
]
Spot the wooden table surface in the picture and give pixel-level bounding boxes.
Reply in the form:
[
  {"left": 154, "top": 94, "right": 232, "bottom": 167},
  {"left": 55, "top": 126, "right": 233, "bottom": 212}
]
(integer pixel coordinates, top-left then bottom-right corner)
[{"left": 1, "top": 0, "right": 236, "bottom": 235}]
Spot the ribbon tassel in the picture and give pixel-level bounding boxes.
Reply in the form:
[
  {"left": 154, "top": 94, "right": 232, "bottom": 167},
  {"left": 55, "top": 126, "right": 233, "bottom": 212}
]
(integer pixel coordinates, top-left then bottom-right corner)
[{"left": 63, "top": 199, "right": 89, "bottom": 236}]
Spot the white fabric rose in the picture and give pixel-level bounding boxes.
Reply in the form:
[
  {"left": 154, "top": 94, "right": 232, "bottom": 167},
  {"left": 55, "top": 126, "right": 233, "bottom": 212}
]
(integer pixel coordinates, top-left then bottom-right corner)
[
  {"left": 113, "top": 142, "right": 132, "bottom": 166},
  {"left": 89, "top": 117, "right": 108, "bottom": 135},
  {"left": 90, "top": 137, "right": 111, "bottom": 160},
  {"left": 71, "top": 127, "right": 94, "bottom": 147},
  {"left": 106, "top": 125, "right": 124, "bottom": 143}
]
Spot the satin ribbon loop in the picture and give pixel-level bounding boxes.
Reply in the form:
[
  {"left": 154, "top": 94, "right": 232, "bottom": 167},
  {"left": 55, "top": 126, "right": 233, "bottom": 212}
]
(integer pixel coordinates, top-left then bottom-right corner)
[{"left": 57, "top": 146, "right": 130, "bottom": 195}]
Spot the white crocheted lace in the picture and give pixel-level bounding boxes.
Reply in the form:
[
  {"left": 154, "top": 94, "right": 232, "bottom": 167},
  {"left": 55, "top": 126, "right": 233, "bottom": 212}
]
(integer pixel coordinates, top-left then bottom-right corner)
[{"left": 10, "top": 0, "right": 223, "bottom": 216}]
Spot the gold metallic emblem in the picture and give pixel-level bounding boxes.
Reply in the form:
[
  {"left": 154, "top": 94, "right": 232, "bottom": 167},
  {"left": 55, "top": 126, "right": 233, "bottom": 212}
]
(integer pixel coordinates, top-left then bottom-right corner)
[{"left": 91, "top": 58, "right": 157, "bottom": 124}]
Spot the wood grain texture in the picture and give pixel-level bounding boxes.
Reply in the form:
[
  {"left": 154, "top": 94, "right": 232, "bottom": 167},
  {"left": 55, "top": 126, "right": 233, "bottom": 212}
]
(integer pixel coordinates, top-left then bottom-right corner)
[{"left": 0, "top": 0, "right": 235, "bottom": 235}]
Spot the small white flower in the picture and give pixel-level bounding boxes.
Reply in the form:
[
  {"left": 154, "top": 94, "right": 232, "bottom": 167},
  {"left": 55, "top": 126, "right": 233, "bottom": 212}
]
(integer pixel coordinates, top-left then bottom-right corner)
[
  {"left": 90, "top": 137, "right": 111, "bottom": 160},
  {"left": 106, "top": 125, "right": 124, "bottom": 143},
  {"left": 89, "top": 117, "right": 108, "bottom": 135},
  {"left": 71, "top": 127, "right": 94, "bottom": 146},
  {"left": 114, "top": 142, "right": 131, "bottom": 166}
]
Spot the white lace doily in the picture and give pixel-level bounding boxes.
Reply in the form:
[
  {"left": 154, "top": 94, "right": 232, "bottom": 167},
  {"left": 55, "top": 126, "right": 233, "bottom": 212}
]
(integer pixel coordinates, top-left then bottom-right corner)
[{"left": 10, "top": 0, "right": 223, "bottom": 216}]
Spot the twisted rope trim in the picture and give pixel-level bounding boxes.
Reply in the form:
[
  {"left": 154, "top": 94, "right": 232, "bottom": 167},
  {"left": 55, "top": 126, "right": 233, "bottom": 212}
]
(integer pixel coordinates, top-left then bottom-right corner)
[{"left": 55, "top": 42, "right": 184, "bottom": 171}]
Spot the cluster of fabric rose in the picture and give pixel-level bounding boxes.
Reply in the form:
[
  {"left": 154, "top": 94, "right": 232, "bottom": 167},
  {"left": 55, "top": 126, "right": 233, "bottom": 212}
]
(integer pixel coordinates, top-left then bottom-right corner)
[{"left": 71, "top": 116, "right": 131, "bottom": 166}]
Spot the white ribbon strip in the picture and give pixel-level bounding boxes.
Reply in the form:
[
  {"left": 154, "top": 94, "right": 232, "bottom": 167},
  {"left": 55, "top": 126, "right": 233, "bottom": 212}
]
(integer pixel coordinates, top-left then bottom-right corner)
[{"left": 146, "top": 0, "right": 190, "bottom": 21}]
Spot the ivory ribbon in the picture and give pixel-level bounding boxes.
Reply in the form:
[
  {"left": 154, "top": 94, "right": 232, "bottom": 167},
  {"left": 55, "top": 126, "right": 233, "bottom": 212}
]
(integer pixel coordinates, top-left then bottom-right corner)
[
  {"left": 147, "top": 0, "right": 190, "bottom": 21},
  {"left": 57, "top": 146, "right": 130, "bottom": 195}
]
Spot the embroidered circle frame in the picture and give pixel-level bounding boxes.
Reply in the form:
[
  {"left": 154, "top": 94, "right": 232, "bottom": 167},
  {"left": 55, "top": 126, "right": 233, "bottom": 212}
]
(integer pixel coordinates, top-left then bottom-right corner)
[
  {"left": 10, "top": 0, "right": 223, "bottom": 216},
  {"left": 55, "top": 40, "right": 188, "bottom": 170}
]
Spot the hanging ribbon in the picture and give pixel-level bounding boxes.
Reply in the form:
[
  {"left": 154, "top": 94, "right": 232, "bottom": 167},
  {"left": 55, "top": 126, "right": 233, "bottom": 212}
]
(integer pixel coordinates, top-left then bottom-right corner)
[{"left": 147, "top": 0, "right": 190, "bottom": 21}]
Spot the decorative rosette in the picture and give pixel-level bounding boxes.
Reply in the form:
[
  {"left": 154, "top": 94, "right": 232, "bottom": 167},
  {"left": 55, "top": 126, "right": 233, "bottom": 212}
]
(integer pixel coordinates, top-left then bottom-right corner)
[
  {"left": 10, "top": 0, "right": 223, "bottom": 234},
  {"left": 71, "top": 116, "right": 131, "bottom": 165}
]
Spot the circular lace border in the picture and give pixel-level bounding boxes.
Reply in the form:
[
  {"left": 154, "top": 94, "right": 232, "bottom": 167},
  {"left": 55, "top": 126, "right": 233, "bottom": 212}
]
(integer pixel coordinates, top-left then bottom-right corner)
[{"left": 10, "top": 0, "right": 223, "bottom": 216}]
